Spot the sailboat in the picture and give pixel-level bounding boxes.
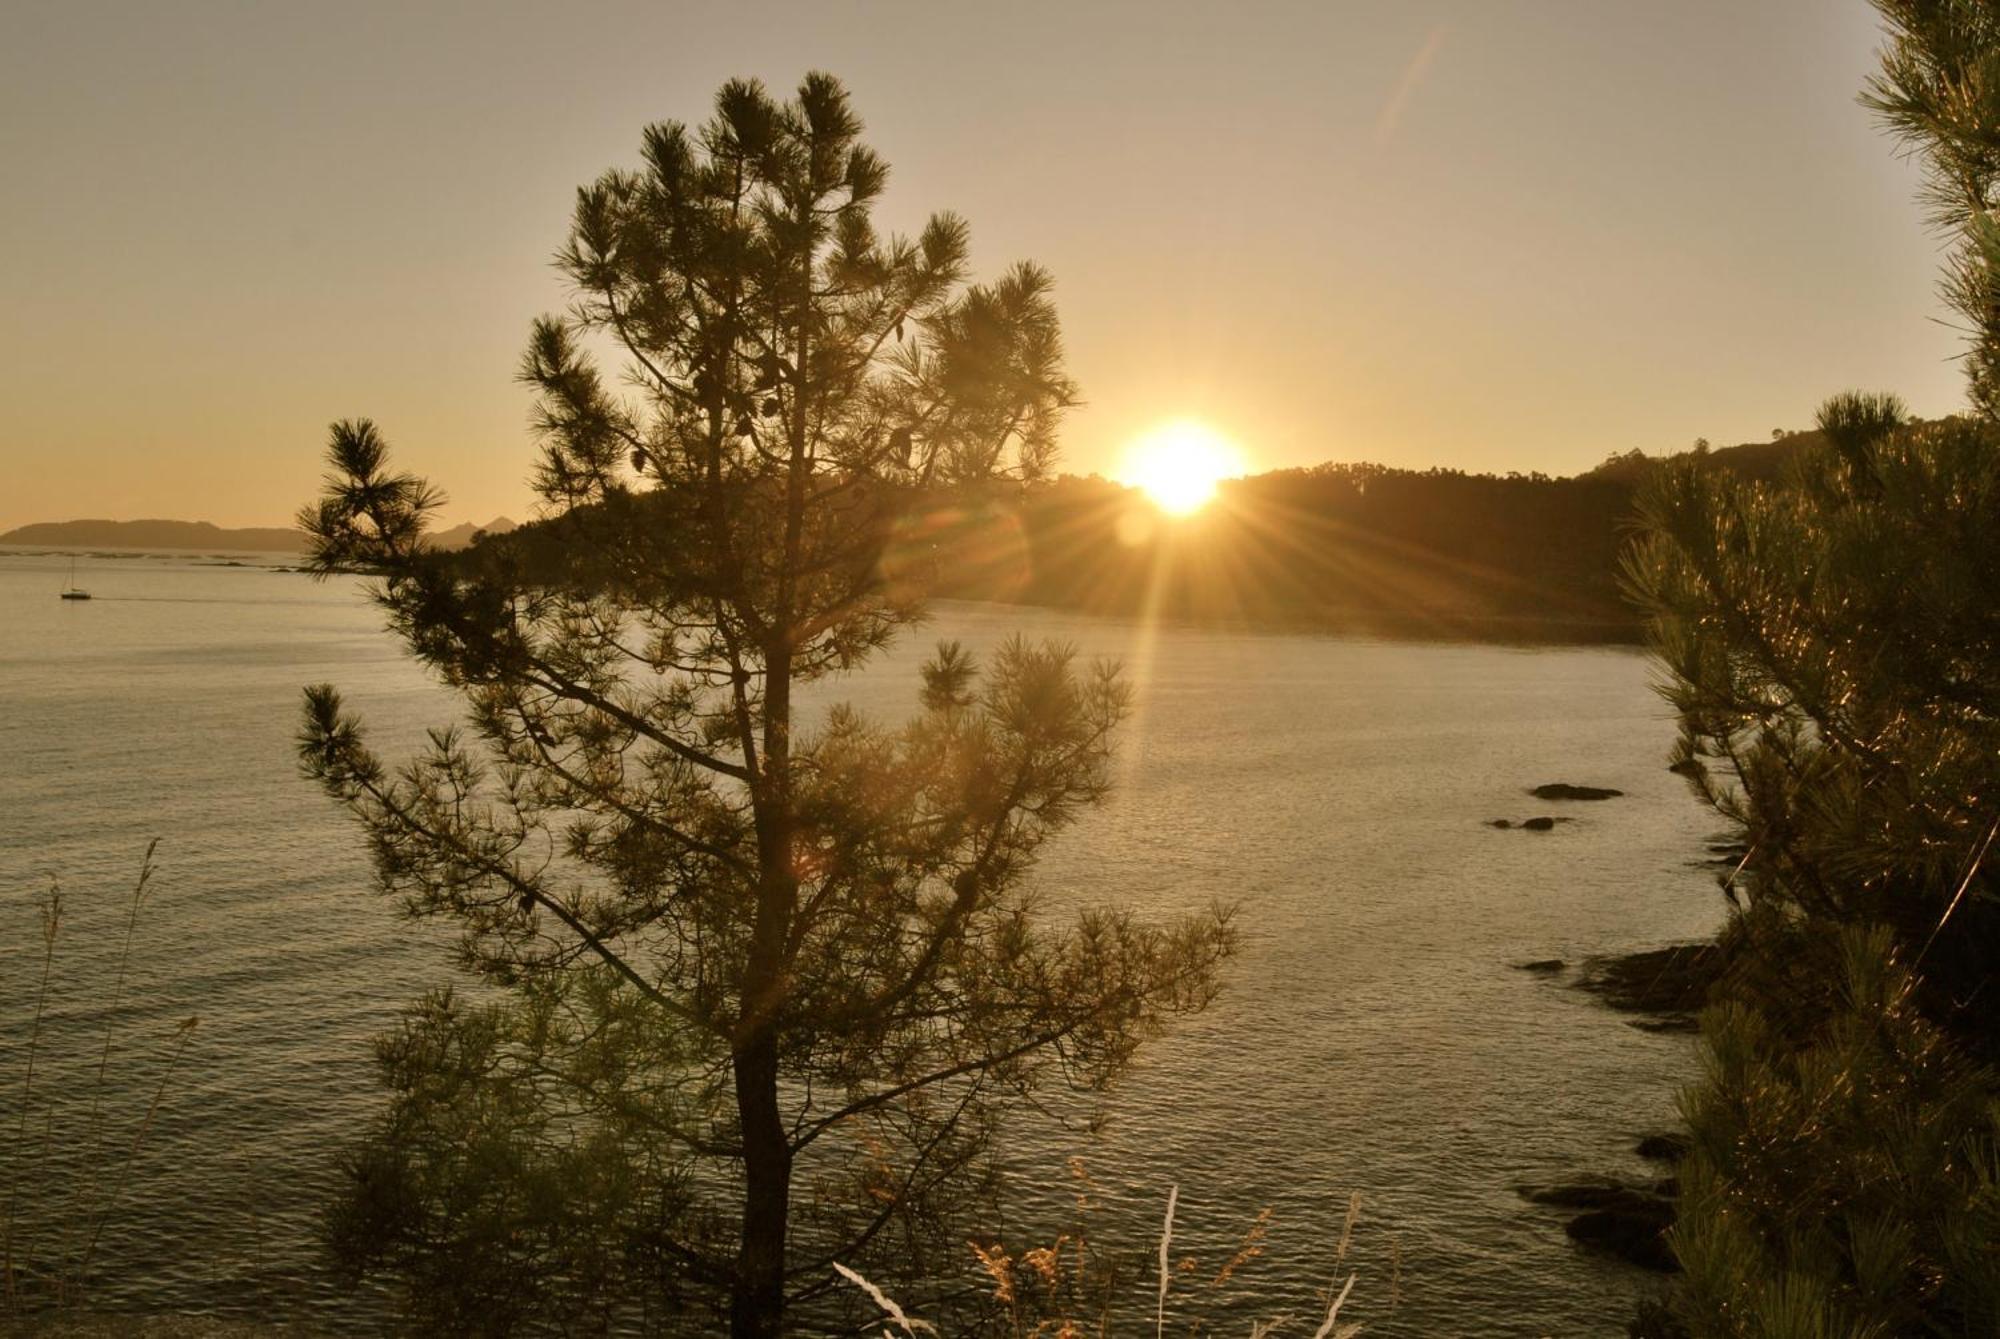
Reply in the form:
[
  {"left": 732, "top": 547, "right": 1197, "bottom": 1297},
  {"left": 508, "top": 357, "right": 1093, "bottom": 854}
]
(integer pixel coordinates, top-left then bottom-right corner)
[{"left": 59, "top": 556, "right": 91, "bottom": 600}]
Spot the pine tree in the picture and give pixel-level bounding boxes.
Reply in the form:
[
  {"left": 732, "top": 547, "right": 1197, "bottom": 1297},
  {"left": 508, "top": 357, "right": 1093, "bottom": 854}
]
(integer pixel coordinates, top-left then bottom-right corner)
[
  {"left": 1865, "top": 0, "right": 2000, "bottom": 418},
  {"left": 1623, "top": 5, "right": 2000, "bottom": 1333},
  {"left": 298, "top": 74, "right": 1235, "bottom": 1336},
  {"left": 1629, "top": 394, "right": 2000, "bottom": 1012}
]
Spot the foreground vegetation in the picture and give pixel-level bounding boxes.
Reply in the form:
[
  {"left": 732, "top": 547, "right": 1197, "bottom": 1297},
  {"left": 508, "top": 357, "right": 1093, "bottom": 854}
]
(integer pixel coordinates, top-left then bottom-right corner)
[
  {"left": 1631, "top": 407, "right": 2000, "bottom": 1336},
  {"left": 300, "top": 74, "right": 1234, "bottom": 1336},
  {"left": 1626, "top": 3, "right": 2000, "bottom": 1332}
]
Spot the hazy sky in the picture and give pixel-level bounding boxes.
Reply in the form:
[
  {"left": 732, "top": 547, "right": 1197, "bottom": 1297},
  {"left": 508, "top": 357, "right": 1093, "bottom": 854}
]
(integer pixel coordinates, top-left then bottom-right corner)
[{"left": 0, "top": 0, "right": 1969, "bottom": 530}]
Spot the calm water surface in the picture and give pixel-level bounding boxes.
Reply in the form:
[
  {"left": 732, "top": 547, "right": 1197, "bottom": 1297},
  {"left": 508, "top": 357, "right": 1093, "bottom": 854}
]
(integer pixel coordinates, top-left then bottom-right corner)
[{"left": 0, "top": 549, "right": 1719, "bottom": 1335}]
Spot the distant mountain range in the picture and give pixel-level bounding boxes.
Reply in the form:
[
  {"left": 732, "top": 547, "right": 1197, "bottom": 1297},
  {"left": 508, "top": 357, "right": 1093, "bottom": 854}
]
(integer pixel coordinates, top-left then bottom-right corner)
[{"left": 0, "top": 517, "right": 518, "bottom": 552}]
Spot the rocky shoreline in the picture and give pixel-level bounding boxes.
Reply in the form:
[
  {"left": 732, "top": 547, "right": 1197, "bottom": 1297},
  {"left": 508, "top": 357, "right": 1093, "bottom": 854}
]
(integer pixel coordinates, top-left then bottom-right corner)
[
  {"left": 1492, "top": 778, "right": 1724, "bottom": 1274},
  {"left": 1518, "top": 1134, "right": 1684, "bottom": 1273},
  {"left": 1508, "top": 941, "right": 1721, "bottom": 1272},
  {"left": 1573, "top": 943, "right": 1722, "bottom": 1033}
]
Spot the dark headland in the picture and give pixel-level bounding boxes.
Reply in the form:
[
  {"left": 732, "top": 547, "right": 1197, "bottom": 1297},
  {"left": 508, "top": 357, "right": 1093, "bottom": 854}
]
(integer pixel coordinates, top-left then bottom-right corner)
[{"left": 0, "top": 517, "right": 516, "bottom": 553}]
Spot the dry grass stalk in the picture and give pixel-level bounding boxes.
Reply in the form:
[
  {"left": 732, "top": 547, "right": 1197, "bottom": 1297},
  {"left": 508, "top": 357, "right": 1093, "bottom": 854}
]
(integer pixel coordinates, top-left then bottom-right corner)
[
  {"left": 837, "top": 1178, "right": 1368, "bottom": 1338},
  {"left": 3, "top": 843, "right": 199, "bottom": 1317},
  {"left": 1210, "top": 1207, "right": 1272, "bottom": 1289},
  {"left": 1066, "top": 1157, "right": 1102, "bottom": 1213},
  {"left": 60, "top": 838, "right": 160, "bottom": 1291},
  {"left": 1332, "top": 1192, "right": 1360, "bottom": 1269},
  {"left": 1310, "top": 1274, "right": 1358, "bottom": 1339},
  {"left": 74, "top": 1014, "right": 199, "bottom": 1288},
  {"left": 831, "top": 1260, "right": 940, "bottom": 1336},
  {"left": 970, "top": 1240, "right": 1017, "bottom": 1307},
  {"left": 1021, "top": 1237, "right": 1067, "bottom": 1288},
  {"left": 2, "top": 879, "right": 62, "bottom": 1306}
]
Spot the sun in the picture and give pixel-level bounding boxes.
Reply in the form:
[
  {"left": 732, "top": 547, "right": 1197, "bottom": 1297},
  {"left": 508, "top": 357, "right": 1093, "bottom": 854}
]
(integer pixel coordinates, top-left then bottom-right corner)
[{"left": 1120, "top": 420, "right": 1244, "bottom": 516}]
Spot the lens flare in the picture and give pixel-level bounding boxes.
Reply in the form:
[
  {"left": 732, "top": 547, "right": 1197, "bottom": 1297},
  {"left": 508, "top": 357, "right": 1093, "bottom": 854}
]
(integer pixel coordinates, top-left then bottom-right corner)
[{"left": 1120, "top": 420, "right": 1244, "bottom": 516}]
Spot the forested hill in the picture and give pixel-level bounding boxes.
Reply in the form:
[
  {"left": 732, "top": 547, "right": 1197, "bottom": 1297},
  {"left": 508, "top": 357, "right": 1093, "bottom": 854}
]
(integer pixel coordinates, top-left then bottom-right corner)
[
  {"left": 902, "top": 466, "right": 1631, "bottom": 642},
  {"left": 5, "top": 439, "right": 1819, "bottom": 633},
  {"left": 475, "top": 432, "right": 1829, "bottom": 646},
  {"left": 910, "top": 432, "right": 1833, "bottom": 643}
]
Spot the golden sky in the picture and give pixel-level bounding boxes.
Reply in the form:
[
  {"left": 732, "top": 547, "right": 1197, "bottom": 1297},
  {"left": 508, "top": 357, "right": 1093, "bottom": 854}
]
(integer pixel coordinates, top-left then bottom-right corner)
[{"left": 0, "top": 0, "right": 1968, "bottom": 530}]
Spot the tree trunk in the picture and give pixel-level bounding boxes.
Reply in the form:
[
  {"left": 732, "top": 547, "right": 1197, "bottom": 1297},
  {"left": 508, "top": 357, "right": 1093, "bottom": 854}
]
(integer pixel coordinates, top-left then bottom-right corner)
[
  {"left": 731, "top": 245, "right": 812, "bottom": 1337},
  {"left": 730, "top": 1025, "right": 791, "bottom": 1337},
  {"left": 735, "top": 627, "right": 795, "bottom": 1337}
]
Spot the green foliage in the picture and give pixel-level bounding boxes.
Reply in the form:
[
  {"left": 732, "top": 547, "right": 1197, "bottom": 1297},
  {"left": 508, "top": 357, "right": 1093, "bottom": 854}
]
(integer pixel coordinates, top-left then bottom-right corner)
[
  {"left": 1630, "top": 400, "right": 2000, "bottom": 1008},
  {"left": 1865, "top": 1, "right": 2000, "bottom": 416},
  {"left": 1671, "top": 930, "right": 2000, "bottom": 1338},
  {"left": 298, "top": 73, "right": 1235, "bottom": 1335},
  {"left": 327, "top": 980, "right": 712, "bottom": 1336},
  {"left": 1628, "top": 399, "right": 2000, "bottom": 1337},
  {"left": 1625, "top": 9, "right": 2000, "bottom": 1332}
]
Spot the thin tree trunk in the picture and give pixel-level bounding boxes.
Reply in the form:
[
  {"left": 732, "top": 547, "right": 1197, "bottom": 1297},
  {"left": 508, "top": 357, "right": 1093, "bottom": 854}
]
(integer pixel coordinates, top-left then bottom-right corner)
[
  {"left": 731, "top": 202, "right": 816, "bottom": 1337},
  {"left": 733, "top": 613, "right": 796, "bottom": 1335},
  {"left": 730, "top": 1025, "right": 791, "bottom": 1337}
]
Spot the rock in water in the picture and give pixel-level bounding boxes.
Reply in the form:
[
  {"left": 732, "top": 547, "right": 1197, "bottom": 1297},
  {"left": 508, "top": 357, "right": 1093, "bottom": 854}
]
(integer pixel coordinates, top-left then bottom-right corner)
[
  {"left": 1635, "top": 1132, "right": 1691, "bottom": 1162},
  {"left": 1574, "top": 943, "right": 1721, "bottom": 1024},
  {"left": 1519, "top": 1180, "right": 1679, "bottom": 1272},
  {"left": 1565, "top": 1205, "right": 1677, "bottom": 1271},
  {"left": 1529, "top": 783, "right": 1624, "bottom": 801}
]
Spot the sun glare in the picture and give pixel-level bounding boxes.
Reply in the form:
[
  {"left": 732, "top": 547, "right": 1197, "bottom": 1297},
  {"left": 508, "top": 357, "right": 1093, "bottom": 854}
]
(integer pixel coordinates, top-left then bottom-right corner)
[{"left": 1121, "top": 420, "right": 1244, "bottom": 516}]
